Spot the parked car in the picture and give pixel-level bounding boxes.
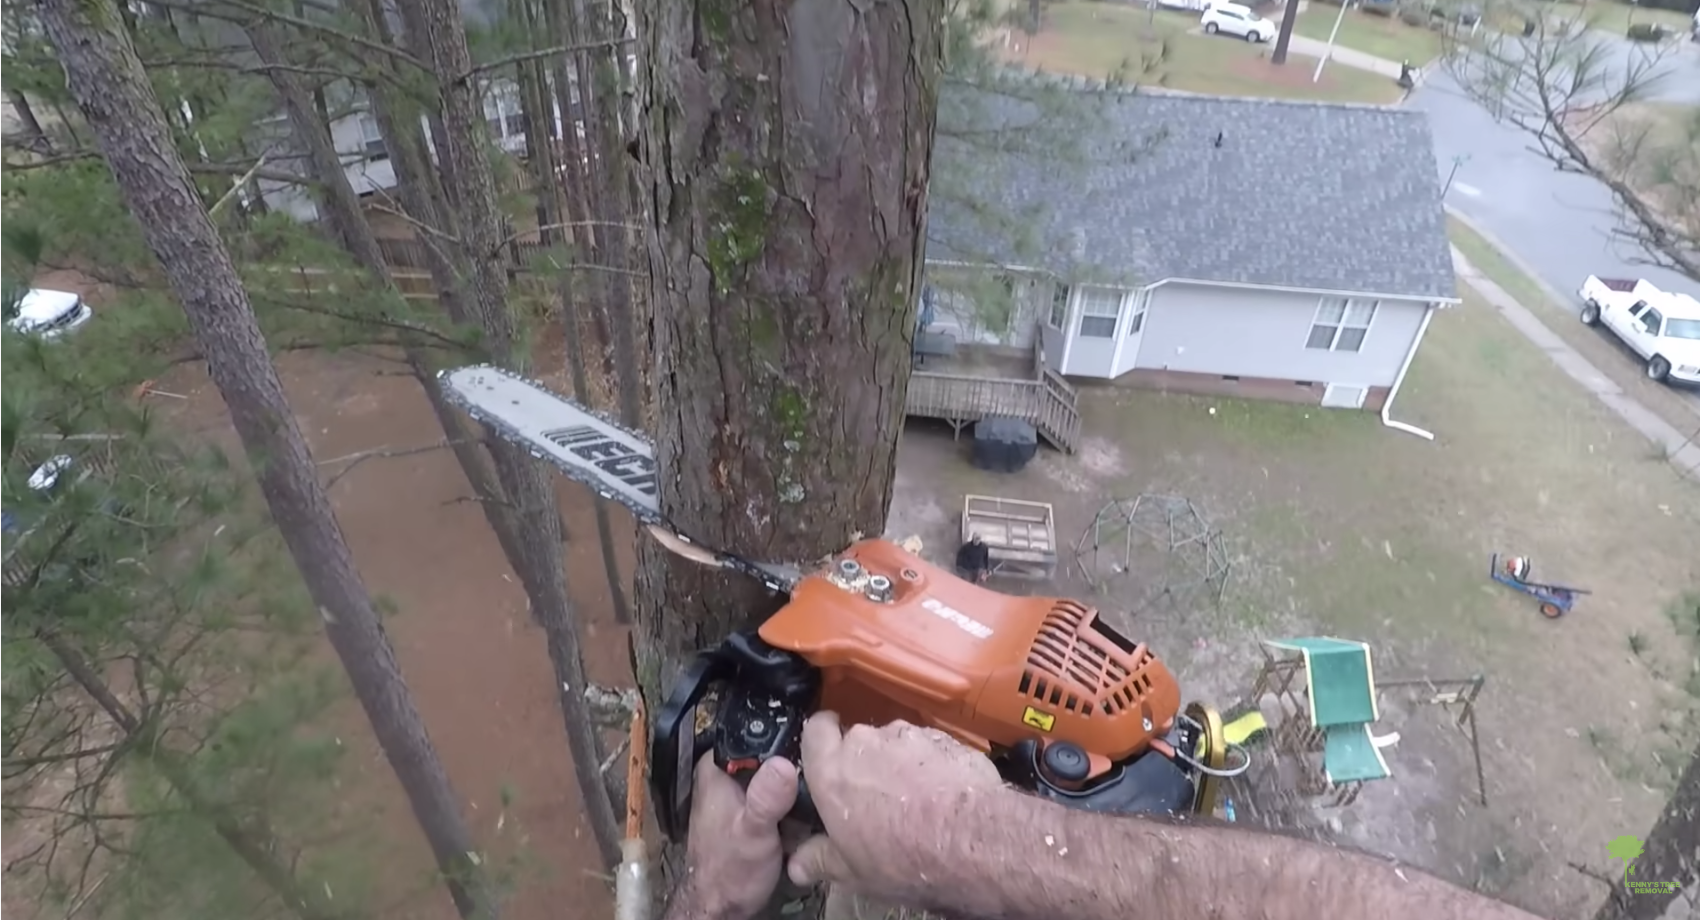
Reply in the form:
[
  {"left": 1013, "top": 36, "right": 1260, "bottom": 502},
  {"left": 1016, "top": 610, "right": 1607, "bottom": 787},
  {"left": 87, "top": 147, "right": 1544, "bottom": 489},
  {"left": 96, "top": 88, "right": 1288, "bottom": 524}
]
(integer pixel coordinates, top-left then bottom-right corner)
[
  {"left": 6, "top": 287, "right": 93, "bottom": 339},
  {"left": 1201, "top": 2, "right": 1276, "bottom": 42},
  {"left": 1577, "top": 275, "right": 1700, "bottom": 385}
]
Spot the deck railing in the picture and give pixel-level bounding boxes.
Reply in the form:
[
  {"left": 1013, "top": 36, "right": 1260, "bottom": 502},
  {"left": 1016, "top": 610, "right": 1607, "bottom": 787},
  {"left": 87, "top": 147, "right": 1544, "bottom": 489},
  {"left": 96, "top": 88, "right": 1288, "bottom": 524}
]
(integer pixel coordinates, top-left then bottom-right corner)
[{"left": 904, "top": 331, "right": 1081, "bottom": 453}]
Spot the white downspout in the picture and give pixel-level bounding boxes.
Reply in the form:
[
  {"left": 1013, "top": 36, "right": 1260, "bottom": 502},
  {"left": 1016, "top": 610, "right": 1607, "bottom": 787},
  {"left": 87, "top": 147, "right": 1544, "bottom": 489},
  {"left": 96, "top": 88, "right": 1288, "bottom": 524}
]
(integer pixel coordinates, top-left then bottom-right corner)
[{"left": 1381, "top": 303, "right": 1437, "bottom": 441}]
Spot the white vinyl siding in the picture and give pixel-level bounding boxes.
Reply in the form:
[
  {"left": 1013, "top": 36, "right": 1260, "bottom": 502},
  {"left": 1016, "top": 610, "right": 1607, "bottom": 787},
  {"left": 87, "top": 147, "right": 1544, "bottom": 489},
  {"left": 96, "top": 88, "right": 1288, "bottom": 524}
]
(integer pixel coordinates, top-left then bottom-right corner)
[
  {"left": 1078, "top": 287, "right": 1123, "bottom": 338},
  {"left": 1307, "top": 297, "right": 1377, "bottom": 352}
]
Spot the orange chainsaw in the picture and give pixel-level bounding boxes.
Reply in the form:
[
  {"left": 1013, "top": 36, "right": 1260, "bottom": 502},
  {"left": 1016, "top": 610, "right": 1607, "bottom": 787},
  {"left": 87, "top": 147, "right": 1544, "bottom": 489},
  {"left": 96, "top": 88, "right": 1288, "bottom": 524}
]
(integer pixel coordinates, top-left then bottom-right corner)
[{"left": 439, "top": 366, "right": 1248, "bottom": 838}]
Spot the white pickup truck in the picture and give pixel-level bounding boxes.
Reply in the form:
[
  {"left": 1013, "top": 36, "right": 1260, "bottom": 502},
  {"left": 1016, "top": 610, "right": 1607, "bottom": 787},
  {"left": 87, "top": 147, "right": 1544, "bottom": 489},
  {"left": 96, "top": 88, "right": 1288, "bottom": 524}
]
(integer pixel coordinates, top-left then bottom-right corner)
[{"left": 1577, "top": 275, "right": 1700, "bottom": 385}]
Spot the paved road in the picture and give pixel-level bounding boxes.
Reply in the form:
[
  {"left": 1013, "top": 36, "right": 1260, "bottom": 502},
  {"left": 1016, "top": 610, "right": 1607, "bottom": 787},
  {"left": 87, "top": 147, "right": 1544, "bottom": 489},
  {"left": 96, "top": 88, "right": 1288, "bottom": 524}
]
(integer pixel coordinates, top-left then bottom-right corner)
[
  {"left": 1409, "top": 38, "right": 1698, "bottom": 300},
  {"left": 1405, "top": 37, "right": 1700, "bottom": 417}
]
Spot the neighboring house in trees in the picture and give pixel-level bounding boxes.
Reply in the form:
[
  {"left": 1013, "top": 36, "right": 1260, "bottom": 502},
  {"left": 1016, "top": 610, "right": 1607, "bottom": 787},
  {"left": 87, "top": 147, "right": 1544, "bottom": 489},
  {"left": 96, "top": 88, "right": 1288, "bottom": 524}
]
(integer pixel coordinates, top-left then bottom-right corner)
[
  {"left": 921, "top": 87, "right": 1458, "bottom": 414},
  {"left": 251, "top": 79, "right": 565, "bottom": 223}
]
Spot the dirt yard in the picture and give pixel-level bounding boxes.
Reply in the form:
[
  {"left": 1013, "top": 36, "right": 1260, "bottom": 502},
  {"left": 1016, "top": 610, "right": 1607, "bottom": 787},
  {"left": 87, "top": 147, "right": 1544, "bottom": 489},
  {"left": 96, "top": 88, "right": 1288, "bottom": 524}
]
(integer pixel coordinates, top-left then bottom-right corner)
[
  {"left": 133, "top": 349, "right": 635, "bottom": 920},
  {"left": 884, "top": 289, "right": 1700, "bottom": 918}
]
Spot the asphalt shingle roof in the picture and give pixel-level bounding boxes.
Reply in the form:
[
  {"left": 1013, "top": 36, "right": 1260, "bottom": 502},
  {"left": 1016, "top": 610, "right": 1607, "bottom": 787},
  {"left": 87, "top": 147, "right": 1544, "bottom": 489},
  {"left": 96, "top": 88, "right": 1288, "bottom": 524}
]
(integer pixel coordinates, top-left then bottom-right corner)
[{"left": 926, "top": 84, "right": 1458, "bottom": 302}]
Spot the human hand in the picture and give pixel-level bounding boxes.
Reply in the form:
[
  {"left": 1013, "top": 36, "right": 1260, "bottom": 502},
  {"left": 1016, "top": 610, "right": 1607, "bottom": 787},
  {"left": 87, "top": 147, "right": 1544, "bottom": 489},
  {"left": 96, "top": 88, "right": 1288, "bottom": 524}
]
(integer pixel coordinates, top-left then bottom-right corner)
[
  {"left": 673, "top": 753, "right": 800, "bottom": 920},
  {"left": 786, "top": 713, "right": 1008, "bottom": 906}
]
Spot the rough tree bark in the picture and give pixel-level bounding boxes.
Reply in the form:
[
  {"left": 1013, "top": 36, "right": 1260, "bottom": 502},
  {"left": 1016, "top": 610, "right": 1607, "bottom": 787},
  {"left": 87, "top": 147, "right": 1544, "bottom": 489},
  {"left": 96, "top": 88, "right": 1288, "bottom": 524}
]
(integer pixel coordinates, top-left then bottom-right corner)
[
  {"left": 1594, "top": 739, "right": 1700, "bottom": 920},
  {"left": 409, "top": 0, "right": 625, "bottom": 868},
  {"left": 629, "top": 0, "right": 944, "bottom": 786},
  {"left": 33, "top": 1, "right": 499, "bottom": 917}
]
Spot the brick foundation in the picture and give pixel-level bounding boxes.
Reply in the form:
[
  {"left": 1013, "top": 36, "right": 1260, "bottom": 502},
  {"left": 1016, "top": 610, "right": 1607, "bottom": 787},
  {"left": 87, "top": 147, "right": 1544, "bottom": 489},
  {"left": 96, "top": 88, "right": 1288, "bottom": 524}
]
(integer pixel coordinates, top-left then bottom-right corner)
[{"left": 1099, "top": 368, "right": 1391, "bottom": 412}]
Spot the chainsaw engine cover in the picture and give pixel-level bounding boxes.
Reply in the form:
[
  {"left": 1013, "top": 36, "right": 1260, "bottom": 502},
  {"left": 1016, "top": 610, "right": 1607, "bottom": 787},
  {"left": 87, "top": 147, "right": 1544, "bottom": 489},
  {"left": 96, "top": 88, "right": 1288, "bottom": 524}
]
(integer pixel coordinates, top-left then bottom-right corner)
[{"left": 759, "top": 540, "right": 1183, "bottom": 770}]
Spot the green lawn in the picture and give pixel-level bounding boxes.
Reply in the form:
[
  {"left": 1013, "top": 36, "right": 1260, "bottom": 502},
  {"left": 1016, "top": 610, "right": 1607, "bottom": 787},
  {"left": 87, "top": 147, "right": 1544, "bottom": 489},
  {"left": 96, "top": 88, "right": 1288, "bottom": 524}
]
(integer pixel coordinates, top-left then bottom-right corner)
[
  {"left": 1542, "top": 0, "right": 1694, "bottom": 36},
  {"left": 1294, "top": 5, "right": 1447, "bottom": 65},
  {"left": 892, "top": 269, "right": 1700, "bottom": 916},
  {"left": 1446, "top": 215, "right": 1700, "bottom": 438},
  {"left": 1009, "top": 1, "right": 1405, "bottom": 104}
]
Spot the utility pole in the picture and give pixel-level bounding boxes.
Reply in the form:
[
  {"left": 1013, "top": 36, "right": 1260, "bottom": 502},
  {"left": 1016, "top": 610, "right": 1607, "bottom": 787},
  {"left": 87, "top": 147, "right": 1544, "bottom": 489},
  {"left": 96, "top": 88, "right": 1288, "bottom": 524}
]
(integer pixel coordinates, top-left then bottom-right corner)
[
  {"left": 1271, "top": 0, "right": 1304, "bottom": 65},
  {"left": 1311, "top": 0, "right": 1349, "bottom": 82},
  {"left": 1442, "top": 154, "right": 1471, "bottom": 197}
]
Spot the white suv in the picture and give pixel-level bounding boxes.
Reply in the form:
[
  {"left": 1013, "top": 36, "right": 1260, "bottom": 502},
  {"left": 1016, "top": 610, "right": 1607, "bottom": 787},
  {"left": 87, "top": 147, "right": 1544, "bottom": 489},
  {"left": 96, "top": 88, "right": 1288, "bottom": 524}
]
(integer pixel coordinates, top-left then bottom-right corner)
[{"left": 1201, "top": 3, "right": 1277, "bottom": 42}]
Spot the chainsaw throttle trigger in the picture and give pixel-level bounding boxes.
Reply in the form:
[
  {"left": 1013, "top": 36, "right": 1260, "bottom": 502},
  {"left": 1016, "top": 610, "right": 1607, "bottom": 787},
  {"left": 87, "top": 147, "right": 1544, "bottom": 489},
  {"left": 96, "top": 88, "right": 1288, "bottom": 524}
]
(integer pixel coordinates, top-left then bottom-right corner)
[{"left": 651, "top": 631, "right": 823, "bottom": 840}]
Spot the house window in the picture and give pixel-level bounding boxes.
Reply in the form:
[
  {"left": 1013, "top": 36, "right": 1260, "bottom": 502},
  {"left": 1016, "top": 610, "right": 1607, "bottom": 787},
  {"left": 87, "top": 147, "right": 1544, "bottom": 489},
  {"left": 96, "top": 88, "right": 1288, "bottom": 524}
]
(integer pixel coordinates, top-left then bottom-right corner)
[
  {"left": 1049, "top": 283, "right": 1070, "bottom": 329},
  {"left": 1307, "top": 297, "right": 1377, "bottom": 352},
  {"left": 358, "top": 114, "right": 386, "bottom": 159},
  {"left": 1127, "top": 289, "right": 1149, "bottom": 336},
  {"left": 1077, "top": 287, "right": 1122, "bottom": 338}
]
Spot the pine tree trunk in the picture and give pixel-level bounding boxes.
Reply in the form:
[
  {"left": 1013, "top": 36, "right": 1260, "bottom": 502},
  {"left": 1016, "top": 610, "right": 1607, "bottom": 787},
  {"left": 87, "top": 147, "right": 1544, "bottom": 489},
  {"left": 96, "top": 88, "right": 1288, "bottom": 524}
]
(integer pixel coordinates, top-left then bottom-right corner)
[
  {"left": 628, "top": 0, "right": 943, "bottom": 834},
  {"left": 517, "top": 39, "right": 633, "bottom": 627},
  {"left": 564, "top": 0, "right": 643, "bottom": 426},
  {"left": 409, "top": 0, "right": 625, "bottom": 868},
  {"left": 34, "top": 3, "right": 499, "bottom": 917},
  {"left": 246, "top": 17, "right": 532, "bottom": 586},
  {"left": 1594, "top": 743, "right": 1700, "bottom": 920}
]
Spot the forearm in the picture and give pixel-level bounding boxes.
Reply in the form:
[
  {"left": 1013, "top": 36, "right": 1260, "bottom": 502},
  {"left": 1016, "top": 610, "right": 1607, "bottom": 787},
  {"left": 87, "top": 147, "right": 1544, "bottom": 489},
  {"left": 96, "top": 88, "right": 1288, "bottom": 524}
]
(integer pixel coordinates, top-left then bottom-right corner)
[{"left": 922, "top": 790, "right": 1542, "bottom": 920}]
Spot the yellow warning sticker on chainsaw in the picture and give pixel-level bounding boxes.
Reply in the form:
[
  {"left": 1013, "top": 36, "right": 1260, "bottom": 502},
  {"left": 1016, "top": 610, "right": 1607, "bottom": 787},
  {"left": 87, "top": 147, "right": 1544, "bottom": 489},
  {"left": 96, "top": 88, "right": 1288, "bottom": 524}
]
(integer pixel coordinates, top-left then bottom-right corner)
[{"left": 1021, "top": 706, "right": 1056, "bottom": 733}]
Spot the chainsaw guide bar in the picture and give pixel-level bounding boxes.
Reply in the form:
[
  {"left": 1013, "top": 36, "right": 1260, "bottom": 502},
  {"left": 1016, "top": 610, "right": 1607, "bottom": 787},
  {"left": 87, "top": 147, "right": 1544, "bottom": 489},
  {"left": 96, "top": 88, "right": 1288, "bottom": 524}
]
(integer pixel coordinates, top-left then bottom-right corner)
[{"left": 437, "top": 365, "right": 802, "bottom": 593}]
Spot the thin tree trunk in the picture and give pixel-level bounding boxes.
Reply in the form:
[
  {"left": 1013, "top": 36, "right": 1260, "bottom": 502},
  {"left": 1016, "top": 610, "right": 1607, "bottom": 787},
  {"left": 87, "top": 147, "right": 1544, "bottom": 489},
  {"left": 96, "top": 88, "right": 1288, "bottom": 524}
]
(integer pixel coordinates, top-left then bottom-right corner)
[
  {"left": 546, "top": 0, "right": 620, "bottom": 390},
  {"left": 247, "top": 18, "right": 529, "bottom": 575},
  {"left": 410, "top": 0, "right": 624, "bottom": 868},
  {"left": 34, "top": 4, "right": 499, "bottom": 917},
  {"left": 564, "top": 0, "right": 641, "bottom": 426},
  {"left": 41, "top": 633, "right": 347, "bottom": 920},
  {"left": 1593, "top": 743, "right": 1700, "bottom": 920},
  {"left": 630, "top": 2, "right": 942, "bottom": 914},
  {"left": 516, "top": 31, "right": 632, "bottom": 627}
]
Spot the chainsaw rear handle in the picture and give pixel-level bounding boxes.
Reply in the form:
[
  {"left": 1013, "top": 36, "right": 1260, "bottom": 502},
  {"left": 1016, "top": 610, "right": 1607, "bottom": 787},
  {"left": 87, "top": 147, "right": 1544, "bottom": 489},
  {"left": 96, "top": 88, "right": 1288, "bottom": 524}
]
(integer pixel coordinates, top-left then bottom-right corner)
[
  {"left": 720, "top": 757, "right": 821, "bottom": 831},
  {"left": 651, "top": 632, "right": 822, "bottom": 840}
]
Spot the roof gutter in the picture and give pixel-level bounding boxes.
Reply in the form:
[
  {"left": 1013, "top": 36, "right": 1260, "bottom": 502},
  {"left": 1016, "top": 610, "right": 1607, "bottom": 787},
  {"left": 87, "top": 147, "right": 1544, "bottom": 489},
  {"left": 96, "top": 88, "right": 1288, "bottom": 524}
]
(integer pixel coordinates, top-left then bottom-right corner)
[
  {"left": 1147, "top": 277, "right": 1463, "bottom": 306},
  {"left": 922, "top": 259, "right": 1463, "bottom": 306},
  {"left": 1381, "top": 302, "right": 1436, "bottom": 441}
]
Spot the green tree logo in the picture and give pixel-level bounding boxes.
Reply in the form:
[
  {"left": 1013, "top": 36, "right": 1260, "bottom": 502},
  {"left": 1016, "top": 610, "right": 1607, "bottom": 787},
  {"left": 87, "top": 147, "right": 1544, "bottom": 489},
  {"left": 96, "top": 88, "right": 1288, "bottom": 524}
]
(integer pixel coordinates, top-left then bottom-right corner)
[{"left": 1607, "top": 835, "right": 1645, "bottom": 884}]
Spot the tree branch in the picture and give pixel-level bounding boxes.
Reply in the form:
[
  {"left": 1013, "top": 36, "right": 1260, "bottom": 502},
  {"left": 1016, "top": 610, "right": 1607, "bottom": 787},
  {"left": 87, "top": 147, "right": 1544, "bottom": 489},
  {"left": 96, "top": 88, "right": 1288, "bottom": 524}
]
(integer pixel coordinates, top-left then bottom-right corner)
[
  {"left": 317, "top": 439, "right": 473, "bottom": 489},
  {"left": 460, "top": 37, "right": 635, "bottom": 83},
  {"left": 146, "top": 0, "right": 431, "bottom": 72}
]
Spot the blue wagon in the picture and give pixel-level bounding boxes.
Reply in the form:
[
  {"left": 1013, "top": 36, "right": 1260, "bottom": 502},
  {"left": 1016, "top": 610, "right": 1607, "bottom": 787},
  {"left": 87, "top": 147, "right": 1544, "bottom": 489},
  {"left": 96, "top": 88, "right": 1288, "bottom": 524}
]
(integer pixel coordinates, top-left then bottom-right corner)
[{"left": 1489, "top": 553, "right": 1590, "bottom": 619}]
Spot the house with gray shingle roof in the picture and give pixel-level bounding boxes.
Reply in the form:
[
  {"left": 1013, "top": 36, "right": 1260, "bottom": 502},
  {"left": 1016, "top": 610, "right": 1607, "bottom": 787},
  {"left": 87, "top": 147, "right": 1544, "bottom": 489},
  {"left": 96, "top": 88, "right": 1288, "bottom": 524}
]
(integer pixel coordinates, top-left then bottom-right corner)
[{"left": 920, "top": 85, "right": 1458, "bottom": 413}]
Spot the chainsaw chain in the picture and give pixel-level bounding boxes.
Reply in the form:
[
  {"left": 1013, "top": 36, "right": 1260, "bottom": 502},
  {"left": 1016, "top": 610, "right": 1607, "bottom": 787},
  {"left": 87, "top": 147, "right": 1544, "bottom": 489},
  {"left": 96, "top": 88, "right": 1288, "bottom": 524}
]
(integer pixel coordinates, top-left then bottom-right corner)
[{"left": 436, "top": 364, "right": 798, "bottom": 594}]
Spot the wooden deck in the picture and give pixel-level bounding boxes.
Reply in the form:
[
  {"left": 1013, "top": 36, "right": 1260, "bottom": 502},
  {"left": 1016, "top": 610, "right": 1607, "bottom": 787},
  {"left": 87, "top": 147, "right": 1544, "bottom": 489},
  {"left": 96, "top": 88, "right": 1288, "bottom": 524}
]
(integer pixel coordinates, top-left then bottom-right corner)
[{"left": 906, "top": 329, "right": 1081, "bottom": 453}]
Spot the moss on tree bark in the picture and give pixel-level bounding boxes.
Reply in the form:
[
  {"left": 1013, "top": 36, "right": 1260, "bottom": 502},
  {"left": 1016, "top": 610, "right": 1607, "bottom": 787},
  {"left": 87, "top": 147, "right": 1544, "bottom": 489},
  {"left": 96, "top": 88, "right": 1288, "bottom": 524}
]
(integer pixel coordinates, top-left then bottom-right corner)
[{"left": 630, "top": 0, "right": 943, "bottom": 825}]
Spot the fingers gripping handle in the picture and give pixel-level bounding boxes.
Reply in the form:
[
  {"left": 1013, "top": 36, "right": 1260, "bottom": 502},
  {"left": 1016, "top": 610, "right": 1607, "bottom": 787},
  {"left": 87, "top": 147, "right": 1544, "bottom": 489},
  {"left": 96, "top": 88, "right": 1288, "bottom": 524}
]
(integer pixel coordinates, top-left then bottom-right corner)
[
  {"left": 793, "top": 774, "right": 820, "bottom": 829},
  {"left": 722, "top": 758, "right": 823, "bottom": 832}
]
